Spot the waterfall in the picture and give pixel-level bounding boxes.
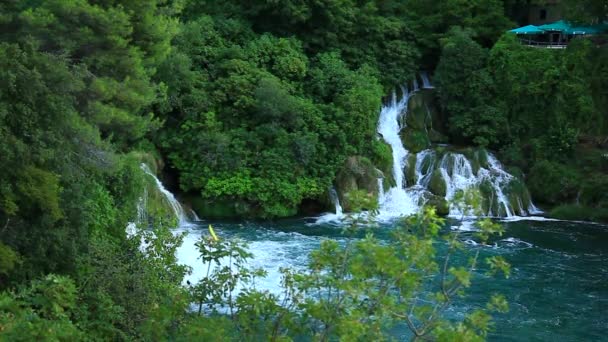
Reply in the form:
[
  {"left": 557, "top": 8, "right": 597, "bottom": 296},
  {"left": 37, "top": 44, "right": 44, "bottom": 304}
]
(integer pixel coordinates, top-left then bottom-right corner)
[
  {"left": 414, "top": 150, "right": 436, "bottom": 187},
  {"left": 190, "top": 209, "right": 201, "bottom": 222},
  {"left": 140, "top": 163, "right": 189, "bottom": 226},
  {"left": 481, "top": 154, "right": 515, "bottom": 217},
  {"left": 329, "top": 187, "right": 343, "bottom": 216},
  {"left": 375, "top": 75, "right": 537, "bottom": 220},
  {"left": 420, "top": 72, "right": 434, "bottom": 89},
  {"left": 377, "top": 82, "right": 421, "bottom": 219},
  {"left": 377, "top": 178, "right": 385, "bottom": 200},
  {"left": 439, "top": 153, "right": 476, "bottom": 204}
]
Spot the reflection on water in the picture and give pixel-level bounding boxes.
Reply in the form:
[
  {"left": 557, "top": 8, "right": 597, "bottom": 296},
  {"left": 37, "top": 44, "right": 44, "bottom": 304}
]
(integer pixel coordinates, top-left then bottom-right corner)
[{"left": 177, "top": 218, "right": 608, "bottom": 341}]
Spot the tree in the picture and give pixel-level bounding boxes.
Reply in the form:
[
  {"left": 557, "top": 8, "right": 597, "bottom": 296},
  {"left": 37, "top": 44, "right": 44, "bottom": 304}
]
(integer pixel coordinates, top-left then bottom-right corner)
[
  {"left": 562, "top": 0, "right": 608, "bottom": 23},
  {"left": 435, "top": 29, "right": 507, "bottom": 147},
  {"left": 181, "top": 196, "right": 510, "bottom": 340}
]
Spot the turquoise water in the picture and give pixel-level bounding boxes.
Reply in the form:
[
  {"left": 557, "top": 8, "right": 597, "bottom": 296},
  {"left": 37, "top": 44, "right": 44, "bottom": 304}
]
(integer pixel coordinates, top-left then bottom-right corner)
[{"left": 176, "top": 217, "right": 608, "bottom": 341}]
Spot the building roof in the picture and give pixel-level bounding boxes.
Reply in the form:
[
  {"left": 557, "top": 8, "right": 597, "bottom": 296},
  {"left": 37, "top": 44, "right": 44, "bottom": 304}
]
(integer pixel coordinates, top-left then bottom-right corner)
[
  {"left": 510, "top": 20, "right": 608, "bottom": 35},
  {"left": 510, "top": 25, "right": 545, "bottom": 35},
  {"left": 538, "top": 20, "right": 570, "bottom": 31}
]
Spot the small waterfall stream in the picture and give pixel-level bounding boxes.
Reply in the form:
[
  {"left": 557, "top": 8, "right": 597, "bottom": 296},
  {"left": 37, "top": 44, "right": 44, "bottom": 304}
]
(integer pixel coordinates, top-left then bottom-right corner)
[
  {"left": 140, "top": 163, "right": 189, "bottom": 226},
  {"left": 329, "top": 187, "right": 343, "bottom": 216},
  {"left": 414, "top": 150, "right": 436, "bottom": 187},
  {"left": 314, "top": 187, "right": 345, "bottom": 224}
]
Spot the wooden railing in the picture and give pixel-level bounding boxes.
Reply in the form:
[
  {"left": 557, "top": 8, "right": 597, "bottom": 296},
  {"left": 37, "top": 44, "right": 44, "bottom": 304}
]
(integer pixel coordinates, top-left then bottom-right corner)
[{"left": 518, "top": 38, "right": 568, "bottom": 49}]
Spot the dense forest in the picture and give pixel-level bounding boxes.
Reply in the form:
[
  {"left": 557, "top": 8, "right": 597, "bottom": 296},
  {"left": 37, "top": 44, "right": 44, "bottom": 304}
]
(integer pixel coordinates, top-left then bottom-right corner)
[{"left": 0, "top": 0, "right": 606, "bottom": 340}]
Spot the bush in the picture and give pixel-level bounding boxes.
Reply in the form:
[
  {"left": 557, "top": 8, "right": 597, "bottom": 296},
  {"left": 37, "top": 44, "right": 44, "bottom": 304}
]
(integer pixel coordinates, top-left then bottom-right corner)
[
  {"left": 528, "top": 160, "right": 580, "bottom": 204},
  {"left": 550, "top": 205, "right": 608, "bottom": 223}
]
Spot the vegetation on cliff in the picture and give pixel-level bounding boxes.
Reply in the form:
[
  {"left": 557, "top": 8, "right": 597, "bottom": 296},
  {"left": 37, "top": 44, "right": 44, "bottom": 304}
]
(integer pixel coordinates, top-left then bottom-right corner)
[{"left": 0, "top": 0, "right": 605, "bottom": 340}]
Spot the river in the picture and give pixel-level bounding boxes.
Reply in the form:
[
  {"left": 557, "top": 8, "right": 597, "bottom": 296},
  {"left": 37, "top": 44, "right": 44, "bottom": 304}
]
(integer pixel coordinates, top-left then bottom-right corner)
[{"left": 175, "top": 216, "right": 608, "bottom": 341}]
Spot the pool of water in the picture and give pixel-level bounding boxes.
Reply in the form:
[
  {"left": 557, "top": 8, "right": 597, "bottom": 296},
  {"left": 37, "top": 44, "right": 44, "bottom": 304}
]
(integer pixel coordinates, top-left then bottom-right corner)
[{"left": 175, "top": 217, "right": 608, "bottom": 341}]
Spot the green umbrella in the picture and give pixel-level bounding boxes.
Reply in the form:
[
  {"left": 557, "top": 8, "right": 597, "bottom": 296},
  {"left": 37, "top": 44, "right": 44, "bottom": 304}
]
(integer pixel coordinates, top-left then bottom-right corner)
[{"left": 509, "top": 25, "right": 544, "bottom": 35}]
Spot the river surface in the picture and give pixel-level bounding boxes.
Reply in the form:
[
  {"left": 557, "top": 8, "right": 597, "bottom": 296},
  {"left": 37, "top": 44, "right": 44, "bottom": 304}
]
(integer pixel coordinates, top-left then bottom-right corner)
[{"left": 175, "top": 216, "right": 608, "bottom": 341}]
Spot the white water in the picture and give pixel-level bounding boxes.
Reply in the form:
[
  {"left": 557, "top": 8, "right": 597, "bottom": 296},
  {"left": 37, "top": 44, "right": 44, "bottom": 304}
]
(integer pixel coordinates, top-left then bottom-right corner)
[
  {"left": 190, "top": 209, "right": 201, "bottom": 221},
  {"left": 375, "top": 75, "right": 537, "bottom": 220},
  {"left": 314, "top": 187, "right": 345, "bottom": 224},
  {"left": 479, "top": 154, "right": 515, "bottom": 217},
  {"left": 414, "top": 150, "right": 436, "bottom": 187},
  {"left": 376, "top": 85, "right": 419, "bottom": 220},
  {"left": 329, "top": 187, "right": 343, "bottom": 216},
  {"left": 420, "top": 72, "right": 434, "bottom": 89},
  {"left": 177, "top": 227, "right": 317, "bottom": 294},
  {"left": 140, "top": 163, "right": 189, "bottom": 226}
]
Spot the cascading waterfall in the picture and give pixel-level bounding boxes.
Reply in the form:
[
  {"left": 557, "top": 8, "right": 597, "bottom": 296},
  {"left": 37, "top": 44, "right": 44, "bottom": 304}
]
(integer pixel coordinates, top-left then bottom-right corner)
[
  {"left": 414, "top": 150, "right": 436, "bottom": 188},
  {"left": 439, "top": 153, "right": 514, "bottom": 217},
  {"left": 376, "top": 86, "right": 418, "bottom": 219},
  {"left": 140, "top": 163, "right": 189, "bottom": 226},
  {"left": 376, "top": 76, "right": 435, "bottom": 219},
  {"left": 439, "top": 153, "right": 477, "bottom": 207},
  {"left": 376, "top": 74, "right": 538, "bottom": 220}
]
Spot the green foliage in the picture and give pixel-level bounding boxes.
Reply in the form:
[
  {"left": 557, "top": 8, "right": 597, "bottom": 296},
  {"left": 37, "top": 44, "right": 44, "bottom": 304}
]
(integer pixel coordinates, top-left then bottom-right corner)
[
  {"left": 0, "top": 242, "right": 20, "bottom": 276},
  {"left": 156, "top": 15, "right": 387, "bottom": 217},
  {"left": 179, "top": 206, "right": 509, "bottom": 340},
  {"left": 435, "top": 29, "right": 607, "bottom": 214},
  {"left": 0, "top": 275, "right": 84, "bottom": 341},
  {"left": 436, "top": 28, "right": 507, "bottom": 147},
  {"left": 403, "top": 0, "right": 512, "bottom": 67},
  {"left": 528, "top": 160, "right": 581, "bottom": 204},
  {"left": 402, "top": 127, "right": 431, "bottom": 152},
  {"left": 187, "top": 0, "right": 421, "bottom": 86},
  {"left": 550, "top": 204, "right": 608, "bottom": 223},
  {"left": 370, "top": 139, "right": 393, "bottom": 181},
  {"left": 562, "top": 0, "right": 608, "bottom": 23},
  {"left": 3, "top": 0, "right": 177, "bottom": 146}
]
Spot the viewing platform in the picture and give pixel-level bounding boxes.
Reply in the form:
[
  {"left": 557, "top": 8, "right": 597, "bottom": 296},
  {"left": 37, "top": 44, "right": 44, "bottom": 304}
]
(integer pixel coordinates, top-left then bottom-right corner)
[{"left": 509, "top": 20, "right": 608, "bottom": 48}]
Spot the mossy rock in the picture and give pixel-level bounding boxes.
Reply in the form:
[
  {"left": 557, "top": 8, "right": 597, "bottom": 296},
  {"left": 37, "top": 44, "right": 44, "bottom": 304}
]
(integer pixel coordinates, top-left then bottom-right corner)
[
  {"left": 371, "top": 139, "right": 393, "bottom": 179},
  {"left": 426, "top": 195, "right": 449, "bottom": 216},
  {"left": 405, "top": 93, "right": 430, "bottom": 130},
  {"left": 382, "top": 173, "right": 396, "bottom": 190},
  {"left": 428, "top": 129, "right": 449, "bottom": 143},
  {"left": 506, "top": 166, "right": 525, "bottom": 181},
  {"left": 412, "top": 89, "right": 448, "bottom": 137},
  {"left": 335, "top": 156, "right": 382, "bottom": 212},
  {"left": 405, "top": 153, "right": 418, "bottom": 186},
  {"left": 478, "top": 180, "right": 495, "bottom": 215},
  {"left": 475, "top": 148, "right": 489, "bottom": 169},
  {"left": 429, "top": 169, "right": 446, "bottom": 197},
  {"left": 505, "top": 177, "right": 531, "bottom": 214},
  {"left": 401, "top": 127, "right": 430, "bottom": 153},
  {"left": 343, "top": 189, "right": 378, "bottom": 212},
  {"left": 459, "top": 148, "right": 479, "bottom": 175},
  {"left": 375, "top": 167, "right": 396, "bottom": 190}
]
